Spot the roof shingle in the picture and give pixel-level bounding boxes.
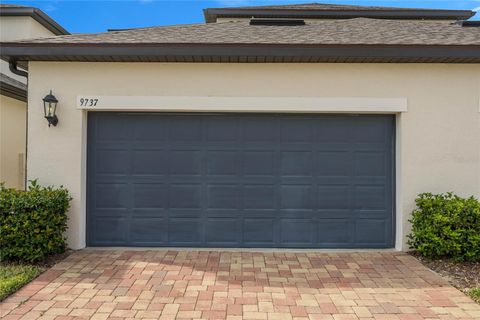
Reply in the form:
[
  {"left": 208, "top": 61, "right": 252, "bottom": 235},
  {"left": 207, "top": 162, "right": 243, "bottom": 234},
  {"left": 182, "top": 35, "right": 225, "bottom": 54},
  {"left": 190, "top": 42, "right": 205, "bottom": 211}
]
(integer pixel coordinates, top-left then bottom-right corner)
[
  {"left": 0, "top": 4, "right": 26, "bottom": 8},
  {"left": 214, "top": 3, "right": 437, "bottom": 11},
  {"left": 9, "top": 18, "right": 480, "bottom": 46}
]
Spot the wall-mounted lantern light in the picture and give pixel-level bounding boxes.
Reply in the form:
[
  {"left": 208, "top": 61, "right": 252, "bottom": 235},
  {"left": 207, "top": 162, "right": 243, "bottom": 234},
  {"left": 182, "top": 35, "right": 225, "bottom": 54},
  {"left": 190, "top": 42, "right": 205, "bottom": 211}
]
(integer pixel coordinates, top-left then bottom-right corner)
[{"left": 43, "top": 90, "right": 58, "bottom": 127}]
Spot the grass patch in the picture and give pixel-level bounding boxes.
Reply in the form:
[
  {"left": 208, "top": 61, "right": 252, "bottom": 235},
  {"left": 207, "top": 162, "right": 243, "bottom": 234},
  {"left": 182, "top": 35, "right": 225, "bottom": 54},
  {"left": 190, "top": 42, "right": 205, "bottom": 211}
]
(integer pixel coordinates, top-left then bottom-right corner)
[
  {"left": 0, "top": 264, "right": 44, "bottom": 301},
  {"left": 468, "top": 288, "right": 480, "bottom": 303}
]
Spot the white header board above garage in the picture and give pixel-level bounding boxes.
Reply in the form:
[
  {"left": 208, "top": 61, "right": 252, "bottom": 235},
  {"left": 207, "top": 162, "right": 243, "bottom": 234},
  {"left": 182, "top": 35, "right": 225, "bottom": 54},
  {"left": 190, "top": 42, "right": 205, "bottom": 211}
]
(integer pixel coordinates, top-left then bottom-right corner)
[{"left": 76, "top": 96, "right": 407, "bottom": 113}]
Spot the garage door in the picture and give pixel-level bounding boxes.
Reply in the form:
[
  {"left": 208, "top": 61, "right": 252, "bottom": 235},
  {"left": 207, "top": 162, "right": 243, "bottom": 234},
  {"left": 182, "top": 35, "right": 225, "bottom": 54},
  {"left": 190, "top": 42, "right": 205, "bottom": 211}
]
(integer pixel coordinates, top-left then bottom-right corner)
[{"left": 87, "top": 113, "right": 394, "bottom": 248}]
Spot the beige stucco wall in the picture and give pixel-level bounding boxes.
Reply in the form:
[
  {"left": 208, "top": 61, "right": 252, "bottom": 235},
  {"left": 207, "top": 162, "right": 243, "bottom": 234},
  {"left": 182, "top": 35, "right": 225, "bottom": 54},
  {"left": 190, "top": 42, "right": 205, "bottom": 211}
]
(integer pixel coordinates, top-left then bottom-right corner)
[
  {"left": 0, "top": 15, "right": 59, "bottom": 190},
  {"left": 0, "top": 16, "right": 55, "bottom": 41},
  {"left": 0, "top": 95, "right": 26, "bottom": 189},
  {"left": 27, "top": 62, "right": 480, "bottom": 250},
  {"left": 0, "top": 15, "right": 57, "bottom": 83}
]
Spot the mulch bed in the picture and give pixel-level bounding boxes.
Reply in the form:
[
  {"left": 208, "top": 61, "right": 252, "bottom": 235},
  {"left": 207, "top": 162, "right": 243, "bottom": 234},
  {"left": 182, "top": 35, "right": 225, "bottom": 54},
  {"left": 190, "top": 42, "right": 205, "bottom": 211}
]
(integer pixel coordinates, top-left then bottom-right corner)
[
  {"left": 0, "top": 249, "right": 72, "bottom": 269},
  {"left": 410, "top": 251, "right": 480, "bottom": 301},
  {"left": 34, "top": 250, "right": 73, "bottom": 268}
]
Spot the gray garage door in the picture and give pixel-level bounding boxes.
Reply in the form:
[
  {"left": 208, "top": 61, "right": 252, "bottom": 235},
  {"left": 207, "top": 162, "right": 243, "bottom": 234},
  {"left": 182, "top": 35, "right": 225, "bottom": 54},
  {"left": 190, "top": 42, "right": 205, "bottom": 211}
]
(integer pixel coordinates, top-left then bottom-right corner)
[{"left": 87, "top": 113, "right": 394, "bottom": 248}]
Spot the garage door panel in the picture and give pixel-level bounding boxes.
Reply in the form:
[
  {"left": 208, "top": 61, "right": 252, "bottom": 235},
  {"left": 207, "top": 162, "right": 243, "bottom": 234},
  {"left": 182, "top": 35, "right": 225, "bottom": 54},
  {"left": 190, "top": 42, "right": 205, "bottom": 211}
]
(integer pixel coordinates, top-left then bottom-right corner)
[
  {"left": 133, "top": 184, "right": 166, "bottom": 208},
  {"left": 93, "top": 208, "right": 129, "bottom": 218},
  {"left": 170, "top": 151, "right": 202, "bottom": 175},
  {"left": 242, "top": 211, "right": 278, "bottom": 218},
  {"left": 132, "top": 150, "right": 168, "bottom": 175},
  {"left": 280, "top": 151, "right": 314, "bottom": 176},
  {"left": 95, "top": 115, "right": 130, "bottom": 141},
  {"left": 207, "top": 151, "right": 239, "bottom": 175},
  {"left": 132, "top": 209, "right": 167, "bottom": 218},
  {"left": 354, "top": 185, "right": 387, "bottom": 209},
  {"left": 206, "top": 118, "right": 240, "bottom": 141},
  {"left": 95, "top": 183, "right": 129, "bottom": 208},
  {"left": 170, "top": 118, "right": 203, "bottom": 142},
  {"left": 279, "top": 211, "right": 316, "bottom": 219},
  {"left": 280, "top": 219, "right": 315, "bottom": 244},
  {"left": 317, "top": 185, "right": 350, "bottom": 209},
  {"left": 92, "top": 217, "right": 128, "bottom": 244},
  {"left": 88, "top": 113, "right": 394, "bottom": 248},
  {"left": 243, "top": 118, "right": 278, "bottom": 142},
  {"left": 166, "top": 210, "right": 203, "bottom": 218},
  {"left": 169, "top": 184, "right": 202, "bottom": 208},
  {"left": 317, "top": 151, "right": 352, "bottom": 176},
  {"left": 316, "top": 210, "right": 355, "bottom": 219},
  {"left": 243, "top": 185, "right": 276, "bottom": 209},
  {"left": 317, "top": 219, "right": 354, "bottom": 245},
  {"left": 280, "top": 119, "right": 315, "bottom": 142},
  {"left": 95, "top": 150, "right": 129, "bottom": 175},
  {"left": 168, "top": 218, "right": 202, "bottom": 244},
  {"left": 280, "top": 185, "right": 314, "bottom": 209},
  {"left": 352, "top": 177, "right": 388, "bottom": 185},
  {"left": 355, "top": 219, "right": 389, "bottom": 245},
  {"left": 243, "top": 219, "right": 275, "bottom": 244},
  {"left": 314, "top": 177, "right": 352, "bottom": 186},
  {"left": 205, "top": 210, "right": 243, "bottom": 218},
  {"left": 243, "top": 152, "right": 276, "bottom": 176},
  {"left": 354, "top": 143, "right": 390, "bottom": 152},
  {"left": 355, "top": 152, "right": 387, "bottom": 176},
  {"left": 354, "top": 118, "right": 388, "bottom": 142},
  {"left": 317, "top": 118, "right": 352, "bottom": 142},
  {"left": 205, "top": 219, "right": 241, "bottom": 244},
  {"left": 130, "top": 218, "right": 167, "bottom": 243},
  {"left": 133, "top": 117, "right": 169, "bottom": 141},
  {"left": 356, "top": 209, "right": 390, "bottom": 219},
  {"left": 208, "top": 185, "right": 241, "bottom": 208}
]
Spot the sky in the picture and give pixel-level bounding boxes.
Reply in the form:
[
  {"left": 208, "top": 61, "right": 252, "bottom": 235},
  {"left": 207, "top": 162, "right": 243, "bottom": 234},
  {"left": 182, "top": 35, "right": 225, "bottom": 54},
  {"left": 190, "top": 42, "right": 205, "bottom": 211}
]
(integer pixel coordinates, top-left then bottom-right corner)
[{"left": 4, "top": 0, "right": 480, "bottom": 33}]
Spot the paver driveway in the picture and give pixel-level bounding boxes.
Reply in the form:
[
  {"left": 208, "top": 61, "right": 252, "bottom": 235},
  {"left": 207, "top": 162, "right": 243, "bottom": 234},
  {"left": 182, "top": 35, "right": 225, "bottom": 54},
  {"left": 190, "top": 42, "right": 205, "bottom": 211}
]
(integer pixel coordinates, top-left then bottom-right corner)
[{"left": 1, "top": 250, "right": 479, "bottom": 320}]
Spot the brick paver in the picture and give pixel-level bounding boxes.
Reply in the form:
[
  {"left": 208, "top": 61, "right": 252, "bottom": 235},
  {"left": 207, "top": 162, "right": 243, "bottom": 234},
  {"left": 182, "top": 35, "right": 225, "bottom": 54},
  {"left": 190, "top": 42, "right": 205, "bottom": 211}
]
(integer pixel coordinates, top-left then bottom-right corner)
[{"left": 1, "top": 250, "right": 479, "bottom": 319}]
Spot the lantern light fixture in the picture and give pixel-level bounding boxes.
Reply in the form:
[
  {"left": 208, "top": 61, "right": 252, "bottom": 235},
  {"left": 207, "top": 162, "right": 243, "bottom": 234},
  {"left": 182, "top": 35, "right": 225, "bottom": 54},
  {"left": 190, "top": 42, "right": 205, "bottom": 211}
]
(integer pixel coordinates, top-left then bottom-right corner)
[{"left": 43, "top": 90, "right": 58, "bottom": 127}]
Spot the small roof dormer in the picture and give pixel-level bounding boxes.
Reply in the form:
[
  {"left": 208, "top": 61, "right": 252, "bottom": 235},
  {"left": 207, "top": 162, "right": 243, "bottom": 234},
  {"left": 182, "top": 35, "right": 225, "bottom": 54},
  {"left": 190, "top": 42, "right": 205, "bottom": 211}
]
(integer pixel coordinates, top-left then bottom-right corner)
[{"left": 203, "top": 2, "right": 475, "bottom": 23}]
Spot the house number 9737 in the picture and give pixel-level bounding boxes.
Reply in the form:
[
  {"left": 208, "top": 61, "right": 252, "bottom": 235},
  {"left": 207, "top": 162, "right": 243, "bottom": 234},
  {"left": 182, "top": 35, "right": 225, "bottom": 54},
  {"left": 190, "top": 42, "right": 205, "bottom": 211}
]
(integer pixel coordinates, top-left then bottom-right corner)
[{"left": 79, "top": 98, "right": 99, "bottom": 107}]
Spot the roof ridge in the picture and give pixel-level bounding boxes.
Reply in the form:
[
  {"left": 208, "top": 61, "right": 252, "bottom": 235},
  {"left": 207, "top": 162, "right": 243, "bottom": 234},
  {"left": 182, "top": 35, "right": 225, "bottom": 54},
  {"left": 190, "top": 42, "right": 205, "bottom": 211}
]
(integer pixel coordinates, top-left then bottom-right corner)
[
  {"left": 107, "top": 22, "right": 211, "bottom": 32},
  {"left": 207, "top": 2, "right": 468, "bottom": 12}
]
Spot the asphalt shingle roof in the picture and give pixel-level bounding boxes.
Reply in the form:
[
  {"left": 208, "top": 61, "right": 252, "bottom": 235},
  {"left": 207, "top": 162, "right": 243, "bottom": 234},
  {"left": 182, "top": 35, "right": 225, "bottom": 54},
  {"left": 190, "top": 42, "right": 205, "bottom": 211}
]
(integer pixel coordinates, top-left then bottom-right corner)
[
  {"left": 217, "top": 3, "right": 434, "bottom": 11},
  {"left": 0, "top": 4, "right": 26, "bottom": 7},
  {"left": 2, "top": 3, "right": 479, "bottom": 64},
  {"left": 11, "top": 18, "right": 480, "bottom": 46}
]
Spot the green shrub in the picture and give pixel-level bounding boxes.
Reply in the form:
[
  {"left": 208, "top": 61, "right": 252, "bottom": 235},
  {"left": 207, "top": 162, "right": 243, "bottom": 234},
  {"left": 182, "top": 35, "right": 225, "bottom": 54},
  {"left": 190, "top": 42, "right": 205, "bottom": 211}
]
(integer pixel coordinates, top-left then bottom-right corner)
[
  {"left": 0, "top": 180, "right": 71, "bottom": 262},
  {"left": 408, "top": 193, "right": 480, "bottom": 262}
]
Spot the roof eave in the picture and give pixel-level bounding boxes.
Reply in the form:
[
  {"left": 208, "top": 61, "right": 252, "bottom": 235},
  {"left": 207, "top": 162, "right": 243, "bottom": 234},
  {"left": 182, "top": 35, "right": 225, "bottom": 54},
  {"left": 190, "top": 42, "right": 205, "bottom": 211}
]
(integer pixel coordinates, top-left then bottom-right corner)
[
  {"left": 2, "top": 43, "right": 480, "bottom": 64},
  {"left": 0, "top": 7, "right": 69, "bottom": 35},
  {"left": 203, "top": 8, "right": 475, "bottom": 23},
  {"left": 0, "top": 79, "right": 27, "bottom": 102}
]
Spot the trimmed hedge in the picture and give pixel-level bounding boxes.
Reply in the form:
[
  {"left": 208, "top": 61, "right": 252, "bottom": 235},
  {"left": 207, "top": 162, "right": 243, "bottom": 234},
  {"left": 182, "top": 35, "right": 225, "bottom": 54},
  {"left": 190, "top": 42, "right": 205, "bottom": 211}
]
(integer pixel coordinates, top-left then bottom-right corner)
[
  {"left": 0, "top": 180, "right": 71, "bottom": 262},
  {"left": 408, "top": 193, "right": 480, "bottom": 262}
]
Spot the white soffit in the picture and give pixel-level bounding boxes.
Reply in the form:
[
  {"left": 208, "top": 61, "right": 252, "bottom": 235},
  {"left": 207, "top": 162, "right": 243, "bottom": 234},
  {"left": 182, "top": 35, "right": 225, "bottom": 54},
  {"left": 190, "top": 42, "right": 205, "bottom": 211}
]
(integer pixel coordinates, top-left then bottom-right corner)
[{"left": 76, "top": 96, "right": 408, "bottom": 113}]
